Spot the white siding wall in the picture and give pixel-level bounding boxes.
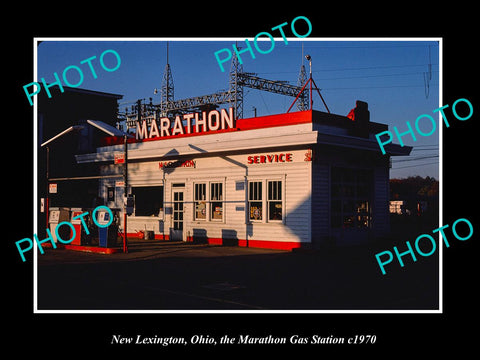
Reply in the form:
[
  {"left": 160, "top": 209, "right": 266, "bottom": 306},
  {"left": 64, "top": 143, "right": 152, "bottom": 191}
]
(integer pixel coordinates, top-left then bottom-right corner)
[
  {"left": 245, "top": 160, "right": 311, "bottom": 244},
  {"left": 99, "top": 149, "right": 312, "bottom": 247}
]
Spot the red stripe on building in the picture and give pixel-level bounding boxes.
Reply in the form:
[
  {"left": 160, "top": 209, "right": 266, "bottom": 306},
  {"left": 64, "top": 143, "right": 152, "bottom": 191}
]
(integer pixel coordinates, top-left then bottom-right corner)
[
  {"left": 201, "top": 238, "right": 304, "bottom": 251},
  {"left": 236, "top": 110, "right": 312, "bottom": 131},
  {"left": 100, "top": 110, "right": 313, "bottom": 146}
]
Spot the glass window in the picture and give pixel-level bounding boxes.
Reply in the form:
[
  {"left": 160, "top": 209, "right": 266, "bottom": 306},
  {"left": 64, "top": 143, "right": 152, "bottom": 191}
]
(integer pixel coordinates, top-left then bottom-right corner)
[
  {"left": 331, "top": 168, "right": 372, "bottom": 229},
  {"left": 210, "top": 182, "right": 223, "bottom": 220},
  {"left": 173, "top": 191, "right": 183, "bottom": 230},
  {"left": 194, "top": 183, "right": 206, "bottom": 220},
  {"left": 248, "top": 181, "right": 263, "bottom": 221},
  {"left": 107, "top": 186, "right": 115, "bottom": 202},
  {"left": 131, "top": 186, "right": 164, "bottom": 216},
  {"left": 268, "top": 180, "right": 282, "bottom": 221}
]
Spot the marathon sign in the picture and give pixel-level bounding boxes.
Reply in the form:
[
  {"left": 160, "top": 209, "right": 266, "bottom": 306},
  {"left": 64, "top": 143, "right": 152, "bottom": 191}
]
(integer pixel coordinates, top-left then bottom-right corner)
[
  {"left": 135, "top": 107, "right": 235, "bottom": 140},
  {"left": 159, "top": 160, "right": 196, "bottom": 169}
]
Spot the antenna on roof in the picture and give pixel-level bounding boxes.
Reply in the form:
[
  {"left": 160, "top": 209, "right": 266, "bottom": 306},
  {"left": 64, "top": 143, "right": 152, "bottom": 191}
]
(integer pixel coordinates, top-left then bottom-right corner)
[
  {"left": 297, "top": 43, "right": 308, "bottom": 111},
  {"left": 301, "top": 42, "right": 304, "bottom": 65},
  {"left": 424, "top": 45, "right": 432, "bottom": 99},
  {"left": 289, "top": 54, "right": 330, "bottom": 113}
]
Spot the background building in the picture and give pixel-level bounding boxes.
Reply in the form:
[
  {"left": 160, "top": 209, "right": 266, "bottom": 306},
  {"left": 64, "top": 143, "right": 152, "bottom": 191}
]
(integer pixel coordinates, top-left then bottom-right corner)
[{"left": 38, "top": 86, "right": 122, "bottom": 235}]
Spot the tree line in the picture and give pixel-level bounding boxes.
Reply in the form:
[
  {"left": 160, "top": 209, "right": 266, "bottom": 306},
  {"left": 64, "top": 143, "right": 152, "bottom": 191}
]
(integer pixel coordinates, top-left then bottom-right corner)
[{"left": 390, "top": 176, "right": 438, "bottom": 218}]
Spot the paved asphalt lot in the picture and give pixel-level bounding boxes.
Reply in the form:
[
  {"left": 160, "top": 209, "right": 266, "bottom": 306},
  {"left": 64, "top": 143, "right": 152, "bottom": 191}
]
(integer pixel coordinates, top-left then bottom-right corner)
[{"left": 37, "top": 239, "right": 439, "bottom": 311}]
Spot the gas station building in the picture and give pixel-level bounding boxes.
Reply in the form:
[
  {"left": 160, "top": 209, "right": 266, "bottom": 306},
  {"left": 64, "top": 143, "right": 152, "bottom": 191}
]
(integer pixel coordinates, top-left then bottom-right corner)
[{"left": 72, "top": 101, "right": 411, "bottom": 250}]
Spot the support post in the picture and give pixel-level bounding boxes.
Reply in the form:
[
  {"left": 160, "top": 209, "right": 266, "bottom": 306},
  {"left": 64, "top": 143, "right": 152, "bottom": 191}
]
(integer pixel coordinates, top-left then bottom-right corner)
[{"left": 123, "top": 134, "right": 128, "bottom": 253}]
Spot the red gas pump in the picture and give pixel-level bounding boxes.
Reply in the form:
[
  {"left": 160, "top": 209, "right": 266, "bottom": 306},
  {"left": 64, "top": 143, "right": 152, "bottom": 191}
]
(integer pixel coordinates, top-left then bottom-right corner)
[{"left": 70, "top": 208, "right": 85, "bottom": 245}]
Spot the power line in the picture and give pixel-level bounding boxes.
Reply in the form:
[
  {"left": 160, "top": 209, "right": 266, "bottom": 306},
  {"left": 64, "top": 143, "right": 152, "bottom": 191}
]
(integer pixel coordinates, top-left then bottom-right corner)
[
  {"left": 391, "top": 161, "right": 439, "bottom": 170},
  {"left": 392, "top": 155, "right": 439, "bottom": 163},
  {"left": 322, "top": 83, "right": 439, "bottom": 91},
  {"left": 285, "top": 43, "right": 438, "bottom": 50},
  {"left": 413, "top": 144, "right": 439, "bottom": 148},
  {"left": 411, "top": 148, "right": 439, "bottom": 152},
  {"left": 314, "top": 71, "right": 439, "bottom": 82},
  {"left": 257, "top": 63, "right": 438, "bottom": 75}
]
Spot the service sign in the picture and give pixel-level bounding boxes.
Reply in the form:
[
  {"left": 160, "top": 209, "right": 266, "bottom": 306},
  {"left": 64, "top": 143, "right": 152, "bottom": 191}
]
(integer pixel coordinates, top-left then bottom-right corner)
[
  {"left": 247, "top": 153, "right": 293, "bottom": 164},
  {"left": 246, "top": 149, "right": 313, "bottom": 164}
]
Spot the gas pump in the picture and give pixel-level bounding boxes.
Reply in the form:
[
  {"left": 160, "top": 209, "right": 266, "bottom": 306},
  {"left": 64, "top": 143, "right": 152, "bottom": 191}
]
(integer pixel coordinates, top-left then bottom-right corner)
[
  {"left": 97, "top": 209, "right": 110, "bottom": 247},
  {"left": 48, "top": 207, "right": 70, "bottom": 243},
  {"left": 96, "top": 208, "right": 120, "bottom": 247},
  {"left": 70, "top": 208, "right": 85, "bottom": 245}
]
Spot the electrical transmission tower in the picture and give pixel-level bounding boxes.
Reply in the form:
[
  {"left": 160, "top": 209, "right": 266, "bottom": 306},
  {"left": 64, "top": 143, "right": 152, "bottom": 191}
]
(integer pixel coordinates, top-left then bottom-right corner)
[
  {"left": 228, "top": 46, "right": 244, "bottom": 120},
  {"left": 124, "top": 43, "right": 327, "bottom": 129},
  {"left": 160, "top": 42, "right": 174, "bottom": 117},
  {"left": 297, "top": 63, "right": 308, "bottom": 110},
  {"left": 297, "top": 43, "right": 309, "bottom": 111}
]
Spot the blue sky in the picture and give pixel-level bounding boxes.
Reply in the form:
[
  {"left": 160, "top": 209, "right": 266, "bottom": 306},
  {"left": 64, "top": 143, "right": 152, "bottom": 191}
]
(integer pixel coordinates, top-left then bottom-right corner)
[{"left": 37, "top": 39, "right": 440, "bottom": 179}]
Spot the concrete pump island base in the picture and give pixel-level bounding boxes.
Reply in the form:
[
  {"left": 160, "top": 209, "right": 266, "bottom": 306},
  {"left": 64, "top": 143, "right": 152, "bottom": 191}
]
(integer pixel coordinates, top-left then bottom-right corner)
[{"left": 76, "top": 102, "right": 410, "bottom": 251}]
